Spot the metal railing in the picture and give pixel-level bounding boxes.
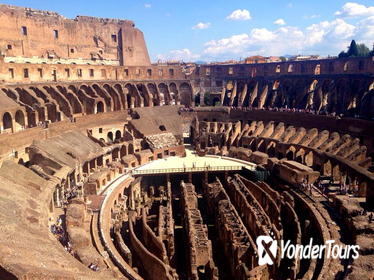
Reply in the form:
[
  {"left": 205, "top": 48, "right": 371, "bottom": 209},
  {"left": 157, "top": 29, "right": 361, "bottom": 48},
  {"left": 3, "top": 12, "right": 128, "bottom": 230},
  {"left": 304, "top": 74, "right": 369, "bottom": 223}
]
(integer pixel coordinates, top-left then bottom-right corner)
[{"left": 132, "top": 165, "right": 243, "bottom": 175}]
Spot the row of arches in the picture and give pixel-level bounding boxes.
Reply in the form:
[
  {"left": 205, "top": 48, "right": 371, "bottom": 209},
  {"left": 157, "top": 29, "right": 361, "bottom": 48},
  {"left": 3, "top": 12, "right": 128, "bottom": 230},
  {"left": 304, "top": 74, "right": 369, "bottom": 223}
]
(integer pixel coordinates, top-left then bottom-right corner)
[
  {"left": 1, "top": 81, "right": 193, "bottom": 131},
  {"left": 1, "top": 110, "right": 26, "bottom": 133},
  {"left": 221, "top": 77, "right": 374, "bottom": 118}
]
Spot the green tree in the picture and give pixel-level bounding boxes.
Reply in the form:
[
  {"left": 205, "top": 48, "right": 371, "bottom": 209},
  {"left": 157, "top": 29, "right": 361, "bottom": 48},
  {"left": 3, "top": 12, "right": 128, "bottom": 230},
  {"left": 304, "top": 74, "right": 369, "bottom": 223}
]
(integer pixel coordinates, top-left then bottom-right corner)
[
  {"left": 357, "top": 43, "right": 370, "bottom": 57},
  {"left": 338, "top": 51, "right": 348, "bottom": 58},
  {"left": 279, "top": 56, "right": 287, "bottom": 62},
  {"left": 346, "top": 40, "right": 359, "bottom": 57}
]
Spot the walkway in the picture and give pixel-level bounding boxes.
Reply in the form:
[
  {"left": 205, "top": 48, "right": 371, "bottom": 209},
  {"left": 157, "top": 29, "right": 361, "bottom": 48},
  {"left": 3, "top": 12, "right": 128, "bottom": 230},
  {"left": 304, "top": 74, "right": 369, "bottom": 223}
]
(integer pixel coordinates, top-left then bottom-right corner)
[{"left": 133, "top": 146, "right": 256, "bottom": 175}]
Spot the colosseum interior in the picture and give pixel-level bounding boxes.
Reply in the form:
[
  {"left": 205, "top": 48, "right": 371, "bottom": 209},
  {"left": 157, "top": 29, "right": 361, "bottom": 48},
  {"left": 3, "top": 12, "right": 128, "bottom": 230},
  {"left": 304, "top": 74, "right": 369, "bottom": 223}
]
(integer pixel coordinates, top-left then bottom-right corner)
[{"left": 0, "top": 4, "right": 373, "bottom": 280}]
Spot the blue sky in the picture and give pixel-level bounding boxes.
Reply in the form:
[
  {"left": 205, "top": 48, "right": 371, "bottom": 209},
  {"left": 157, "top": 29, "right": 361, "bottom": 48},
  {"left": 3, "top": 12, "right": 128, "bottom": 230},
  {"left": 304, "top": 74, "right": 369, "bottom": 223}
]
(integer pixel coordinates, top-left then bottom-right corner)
[{"left": 2, "top": 0, "right": 374, "bottom": 62}]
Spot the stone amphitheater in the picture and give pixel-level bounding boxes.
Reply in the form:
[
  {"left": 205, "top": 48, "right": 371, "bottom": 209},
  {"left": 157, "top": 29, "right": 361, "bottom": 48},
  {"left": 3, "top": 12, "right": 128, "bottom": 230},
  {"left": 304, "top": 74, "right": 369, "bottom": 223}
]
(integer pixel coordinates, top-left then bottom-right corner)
[{"left": 0, "top": 4, "right": 373, "bottom": 280}]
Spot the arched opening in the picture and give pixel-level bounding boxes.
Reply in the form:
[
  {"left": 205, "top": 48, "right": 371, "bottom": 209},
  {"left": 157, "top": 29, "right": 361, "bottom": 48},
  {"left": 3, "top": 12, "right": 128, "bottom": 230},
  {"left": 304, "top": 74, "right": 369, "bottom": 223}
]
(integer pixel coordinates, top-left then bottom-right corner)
[
  {"left": 180, "top": 82, "right": 193, "bottom": 107},
  {"left": 120, "top": 145, "right": 127, "bottom": 157},
  {"left": 295, "top": 155, "right": 303, "bottom": 163},
  {"left": 267, "top": 142, "right": 276, "bottom": 157},
  {"left": 96, "top": 101, "right": 104, "bottom": 113},
  {"left": 128, "top": 143, "right": 134, "bottom": 154},
  {"left": 314, "top": 64, "right": 321, "bottom": 75},
  {"left": 112, "top": 148, "right": 120, "bottom": 161},
  {"left": 286, "top": 150, "right": 294, "bottom": 160},
  {"left": 107, "top": 131, "right": 113, "bottom": 142},
  {"left": 115, "top": 130, "right": 121, "bottom": 140},
  {"left": 2, "top": 112, "right": 12, "bottom": 131},
  {"left": 194, "top": 93, "right": 201, "bottom": 106},
  {"left": 14, "top": 110, "right": 25, "bottom": 131},
  {"left": 343, "top": 62, "right": 349, "bottom": 72}
]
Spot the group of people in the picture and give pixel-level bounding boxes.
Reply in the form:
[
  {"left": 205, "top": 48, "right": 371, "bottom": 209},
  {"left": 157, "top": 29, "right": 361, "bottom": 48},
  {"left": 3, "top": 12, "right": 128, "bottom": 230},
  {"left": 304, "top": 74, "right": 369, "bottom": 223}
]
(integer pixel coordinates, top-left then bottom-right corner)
[
  {"left": 299, "top": 180, "right": 314, "bottom": 195},
  {"left": 230, "top": 105, "right": 344, "bottom": 117},
  {"left": 178, "top": 107, "right": 194, "bottom": 113}
]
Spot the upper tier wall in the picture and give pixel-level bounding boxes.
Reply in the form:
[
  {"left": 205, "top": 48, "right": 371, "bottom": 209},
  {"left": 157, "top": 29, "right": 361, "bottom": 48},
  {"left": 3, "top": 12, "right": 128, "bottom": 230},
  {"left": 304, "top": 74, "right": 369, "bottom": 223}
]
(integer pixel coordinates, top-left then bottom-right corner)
[
  {"left": 0, "top": 4, "right": 150, "bottom": 66},
  {"left": 198, "top": 56, "right": 374, "bottom": 81},
  {"left": 0, "top": 61, "right": 187, "bottom": 83}
]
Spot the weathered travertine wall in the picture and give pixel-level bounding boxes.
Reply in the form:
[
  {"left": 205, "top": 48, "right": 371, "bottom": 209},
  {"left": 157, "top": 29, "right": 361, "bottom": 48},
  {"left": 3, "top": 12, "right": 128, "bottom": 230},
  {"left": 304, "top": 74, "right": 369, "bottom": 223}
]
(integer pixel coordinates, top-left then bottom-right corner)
[{"left": 0, "top": 4, "right": 150, "bottom": 66}]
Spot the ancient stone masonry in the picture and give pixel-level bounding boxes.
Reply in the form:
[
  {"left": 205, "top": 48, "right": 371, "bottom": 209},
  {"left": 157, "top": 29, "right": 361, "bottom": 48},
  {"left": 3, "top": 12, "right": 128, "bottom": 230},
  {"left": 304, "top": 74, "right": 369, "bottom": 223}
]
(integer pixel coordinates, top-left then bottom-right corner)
[
  {"left": 0, "top": 4, "right": 149, "bottom": 66},
  {"left": 192, "top": 118, "right": 373, "bottom": 204},
  {"left": 204, "top": 179, "right": 263, "bottom": 279},
  {"left": 180, "top": 181, "right": 218, "bottom": 280},
  {"left": 0, "top": 4, "right": 373, "bottom": 280}
]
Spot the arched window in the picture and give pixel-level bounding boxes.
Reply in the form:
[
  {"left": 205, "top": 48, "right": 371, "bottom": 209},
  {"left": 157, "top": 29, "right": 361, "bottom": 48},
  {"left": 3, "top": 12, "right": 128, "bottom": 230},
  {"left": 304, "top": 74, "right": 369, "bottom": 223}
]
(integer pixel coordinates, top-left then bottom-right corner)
[
  {"left": 2, "top": 112, "right": 12, "bottom": 130},
  {"left": 15, "top": 110, "right": 25, "bottom": 130},
  {"left": 115, "top": 130, "right": 121, "bottom": 140},
  {"left": 314, "top": 64, "right": 321, "bottom": 75},
  {"left": 96, "top": 101, "right": 104, "bottom": 113},
  {"left": 107, "top": 131, "right": 113, "bottom": 142}
]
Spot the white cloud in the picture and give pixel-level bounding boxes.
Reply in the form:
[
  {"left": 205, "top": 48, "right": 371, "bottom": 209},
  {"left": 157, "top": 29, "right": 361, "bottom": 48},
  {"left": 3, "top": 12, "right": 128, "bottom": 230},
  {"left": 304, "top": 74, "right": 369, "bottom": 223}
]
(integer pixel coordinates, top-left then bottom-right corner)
[
  {"left": 204, "top": 34, "right": 250, "bottom": 55},
  {"left": 227, "top": 9, "right": 251, "bottom": 21},
  {"left": 201, "top": 17, "right": 363, "bottom": 60},
  {"left": 274, "top": 18, "right": 286, "bottom": 25},
  {"left": 156, "top": 48, "right": 200, "bottom": 62},
  {"left": 250, "top": 28, "right": 277, "bottom": 41},
  {"left": 144, "top": 3, "right": 151, "bottom": 8},
  {"left": 192, "top": 22, "right": 211, "bottom": 30},
  {"left": 156, "top": 2, "right": 374, "bottom": 62},
  {"left": 335, "top": 2, "right": 374, "bottom": 17},
  {"left": 355, "top": 16, "right": 374, "bottom": 44},
  {"left": 304, "top": 14, "right": 321, "bottom": 19}
]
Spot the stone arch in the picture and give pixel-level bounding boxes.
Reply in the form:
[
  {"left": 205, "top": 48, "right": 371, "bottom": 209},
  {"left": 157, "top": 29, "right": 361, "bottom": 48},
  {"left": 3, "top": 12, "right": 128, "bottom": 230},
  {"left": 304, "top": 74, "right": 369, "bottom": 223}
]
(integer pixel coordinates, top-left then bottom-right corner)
[
  {"left": 147, "top": 83, "right": 160, "bottom": 106},
  {"left": 112, "top": 147, "right": 120, "bottom": 161},
  {"left": 96, "top": 101, "right": 104, "bottom": 113},
  {"left": 113, "top": 83, "right": 127, "bottom": 109},
  {"left": 56, "top": 85, "right": 83, "bottom": 114},
  {"left": 169, "top": 82, "right": 179, "bottom": 104},
  {"left": 266, "top": 141, "right": 276, "bottom": 157},
  {"left": 179, "top": 82, "right": 193, "bottom": 107},
  {"left": 158, "top": 83, "right": 170, "bottom": 105},
  {"left": 257, "top": 139, "right": 266, "bottom": 152},
  {"left": 14, "top": 110, "right": 25, "bottom": 131},
  {"left": 115, "top": 130, "right": 121, "bottom": 140},
  {"left": 128, "top": 143, "right": 134, "bottom": 154},
  {"left": 125, "top": 84, "right": 141, "bottom": 108},
  {"left": 42, "top": 86, "right": 72, "bottom": 118},
  {"left": 107, "top": 131, "right": 114, "bottom": 142},
  {"left": 343, "top": 62, "right": 349, "bottom": 72},
  {"left": 314, "top": 64, "right": 321, "bottom": 75},
  {"left": 136, "top": 84, "right": 150, "bottom": 107},
  {"left": 120, "top": 145, "right": 127, "bottom": 157},
  {"left": 92, "top": 84, "right": 112, "bottom": 111},
  {"left": 103, "top": 83, "right": 122, "bottom": 111},
  {"left": 285, "top": 146, "right": 296, "bottom": 160},
  {"left": 2, "top": 112, "right": 12, "bottom": 131}
]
